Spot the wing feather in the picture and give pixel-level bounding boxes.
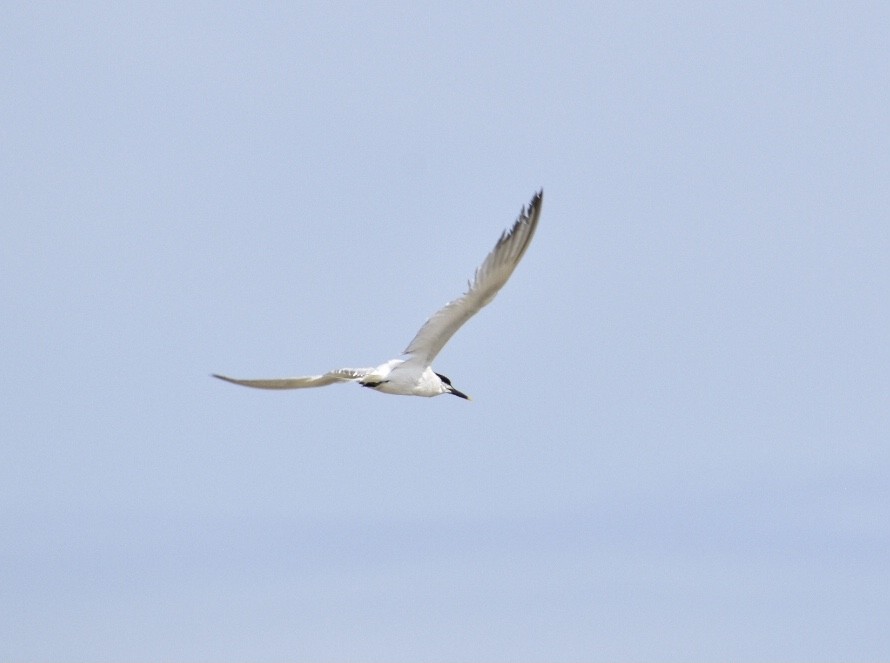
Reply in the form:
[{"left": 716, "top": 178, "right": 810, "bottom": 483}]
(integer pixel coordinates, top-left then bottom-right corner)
[
  {"left": 212, "top": 367, "right": 372, "bottom": 390},
  {"left": 402, "top": 190, "right": 542, "bottom": 366}
]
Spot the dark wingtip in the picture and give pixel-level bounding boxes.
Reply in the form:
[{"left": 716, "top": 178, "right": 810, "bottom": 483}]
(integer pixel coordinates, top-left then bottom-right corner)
[{"left": 523, "top": 189, "right": 543, "bottom": 219}]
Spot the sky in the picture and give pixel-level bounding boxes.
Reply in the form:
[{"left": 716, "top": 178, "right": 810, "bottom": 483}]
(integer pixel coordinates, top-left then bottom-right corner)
[{"left": 2, "top": 2, "right": 889, "bottom": 660}]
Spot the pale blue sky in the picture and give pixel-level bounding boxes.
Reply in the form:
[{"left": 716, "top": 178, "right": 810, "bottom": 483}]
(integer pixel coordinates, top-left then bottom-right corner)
[{"left": 3, "top": 2, "right": 889, "bottom": 660}]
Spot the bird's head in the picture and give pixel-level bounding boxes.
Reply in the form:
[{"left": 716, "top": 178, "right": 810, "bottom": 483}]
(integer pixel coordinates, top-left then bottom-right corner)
[{"left": 435, "top": 372, "right": 470, "bottom": 400}]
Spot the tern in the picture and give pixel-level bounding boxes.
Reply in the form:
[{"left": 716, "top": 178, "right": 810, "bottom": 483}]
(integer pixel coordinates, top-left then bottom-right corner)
[{"left": 213, "top": 190, "right": 542, "bottom": 399}]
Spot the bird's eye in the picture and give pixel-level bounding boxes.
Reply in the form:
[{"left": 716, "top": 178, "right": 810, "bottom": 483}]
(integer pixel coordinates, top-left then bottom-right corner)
[{"left": 434, "top": 372, "right": 452, "bottom": 386}]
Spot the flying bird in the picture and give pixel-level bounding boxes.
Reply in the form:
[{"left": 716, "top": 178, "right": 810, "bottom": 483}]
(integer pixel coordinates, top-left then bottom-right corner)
[{"left": 213, "top": 190, "right": 542, "bottom": 399}]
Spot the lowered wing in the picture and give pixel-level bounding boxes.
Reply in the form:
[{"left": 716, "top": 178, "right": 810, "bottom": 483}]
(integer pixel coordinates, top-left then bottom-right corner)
[{"left": 212, "top": 367, "right": 372, "bottom": 390}]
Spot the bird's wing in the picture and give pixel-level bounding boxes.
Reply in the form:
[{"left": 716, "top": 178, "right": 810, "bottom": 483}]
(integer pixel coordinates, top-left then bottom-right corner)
[
  {"left": 402, "top": 190, "right": 542, "bottom": 367},
  {"left": 212, "top": 367, "right": 372, "bottom": 390}
]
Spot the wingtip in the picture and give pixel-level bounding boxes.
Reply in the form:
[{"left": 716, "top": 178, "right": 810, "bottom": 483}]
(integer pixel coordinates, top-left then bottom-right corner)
[{"left": 526, "top": 189, "right": 543, "bottom": 215}]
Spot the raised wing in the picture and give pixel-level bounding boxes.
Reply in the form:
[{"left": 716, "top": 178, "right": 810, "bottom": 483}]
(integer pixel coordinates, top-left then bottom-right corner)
[
  {"left": 402, "top": 190, "right": 542, "bottom": 366},
  {"left": 212, "top": 367, "right": 372, "bottom": 390}
]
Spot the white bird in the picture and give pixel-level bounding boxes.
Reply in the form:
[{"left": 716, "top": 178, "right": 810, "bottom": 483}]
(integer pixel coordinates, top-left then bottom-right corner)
[{"left": 213, "top": 190, "right": 542, "bottom": 400}]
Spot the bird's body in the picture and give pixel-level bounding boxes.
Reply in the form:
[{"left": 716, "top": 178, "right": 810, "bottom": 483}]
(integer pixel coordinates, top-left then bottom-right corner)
[
  {"left": 362, "top": 361, "right": 458, "bottom": 398},
  {"left": 213, "top": 190, "right": 542, "bottom": 400}
]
